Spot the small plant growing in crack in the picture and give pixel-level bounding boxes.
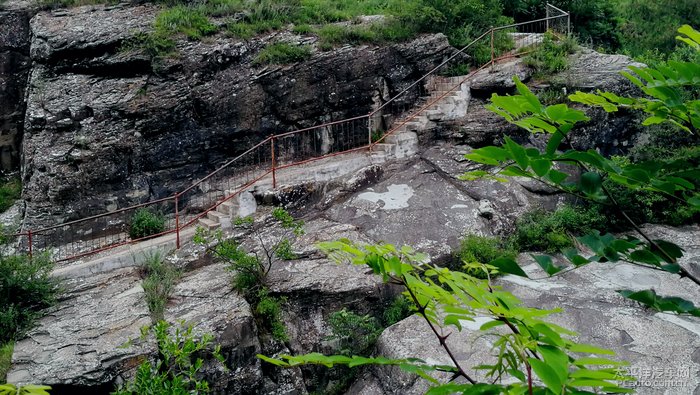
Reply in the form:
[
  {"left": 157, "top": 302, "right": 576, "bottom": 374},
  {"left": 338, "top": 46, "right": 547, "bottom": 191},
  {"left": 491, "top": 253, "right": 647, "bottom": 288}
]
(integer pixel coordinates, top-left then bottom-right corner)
[{"left": 194, "top": 207, "right": 304, "bottom": 343}]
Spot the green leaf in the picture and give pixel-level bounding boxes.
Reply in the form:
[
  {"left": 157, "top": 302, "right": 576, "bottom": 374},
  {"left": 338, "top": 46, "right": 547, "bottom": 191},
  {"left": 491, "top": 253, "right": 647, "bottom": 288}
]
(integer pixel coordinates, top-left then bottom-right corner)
[
  {"left": 619, "top": 289, "right": 700, "bottom": 316},
  {"left": 547, "top": 169, "right": 569, "bottom": 185},
  {"left": 689, "top": 196, "right": 700, "bottom": 207},
  {"left": 529, "top": 358, "right": 564, "bottom": 394},
  {"left": 532, "top": 254, "right": 563, "bottom": 276},
  {"left": 546, "top": 132, "right": 565, "bottom": 156},
  {"left": 641, "top": 116, "right": 666, "bottom": 126},
  {"left": 489, "top": 257, "right": 528, "bottom": 278},
  {"left": 629, "top": 249, "right": 661, "bottom": 266},
  {"left": 531, "top": 159, "right": 552, "bottom": 177},
  {"left": 562, "top": 248, "right": 590, "bottom": 267},
  {"left": 504, "top": 136, "right": 529, "bottom": 169},
  {"left": 479, "top": 320, "right": 506, "bottom": 331},
  {"left": 579, "top": 172, "right": 602, "bottom": 196},
  {"left": 653, "top": 239, "right": 684, "bottom": 261},
  {"left": 538, "top": 345, "right": 569, "bottom": 383}
]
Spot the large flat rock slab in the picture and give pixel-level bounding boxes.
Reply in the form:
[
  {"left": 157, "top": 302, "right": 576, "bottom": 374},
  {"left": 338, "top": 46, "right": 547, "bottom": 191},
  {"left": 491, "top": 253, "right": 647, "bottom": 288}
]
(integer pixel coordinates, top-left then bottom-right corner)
[
  {"left": 165, "top": 263, "right": 262, "bottom": 394},
  {"left": 324, "top": 160, "right": 487, "bottom": 259},
  {"left": 7, "top": 268, "right": 152, "bottom": 390}
]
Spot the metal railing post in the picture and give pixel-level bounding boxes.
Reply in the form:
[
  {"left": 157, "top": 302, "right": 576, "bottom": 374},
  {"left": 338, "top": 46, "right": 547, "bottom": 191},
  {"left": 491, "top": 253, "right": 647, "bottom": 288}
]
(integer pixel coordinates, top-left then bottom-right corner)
[
  {"left": 174, "top": 194, "right": 180, "bottom": 249},
  {"left": 368, "top": 117, "right": 373, "bottom": 146},
  {"left": 270, "top": 136, "right": 277, "bottom": 189},
  {"left": 567, "top": 13, "right": 571, "bottom": 36},
  {"left": 27, "top": 230, "right": 32, "bottom": 259}
]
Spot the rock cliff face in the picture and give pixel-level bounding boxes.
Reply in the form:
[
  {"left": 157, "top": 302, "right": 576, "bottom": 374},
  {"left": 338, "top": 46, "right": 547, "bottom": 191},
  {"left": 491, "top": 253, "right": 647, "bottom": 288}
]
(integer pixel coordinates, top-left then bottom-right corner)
[
  {"left": 10, "top": 2, "right": 453, "bottom": 230},
  {"left": 0, "top": 1, "right": 34, "bottom": 171}
]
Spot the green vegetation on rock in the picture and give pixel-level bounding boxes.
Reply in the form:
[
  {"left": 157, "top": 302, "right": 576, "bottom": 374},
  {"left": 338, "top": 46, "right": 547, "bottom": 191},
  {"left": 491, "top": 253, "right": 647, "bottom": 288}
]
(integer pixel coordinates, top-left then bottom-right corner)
[
  {"left": 0, "top": 342, "right": 13, "bottom": 383},
  {"left": 454, "top": 233, "right": 516, "bottom": 278},
  {"left": 0, "top": 253, "right": 58, "bottom": 345},
  {"left": 253, "top": 43, "right": 313, "bottom": 65},
  {"left": 0, "top": 177, "right": 20, "bottom": 214},
  {"left": 129, "top": 208, "right": 166, "bottom": 240},
  {"left": 113, "top": 321, "right": 225, "bottom": 395},
  {"left": 140, "top": 252, "right": 180, "bottom": 322},
  {"left": 524, "top": 32, "right": 578, "bottom": 77},
  {"left": 512, "top": 205, "right": 606, "bottom": 253}
]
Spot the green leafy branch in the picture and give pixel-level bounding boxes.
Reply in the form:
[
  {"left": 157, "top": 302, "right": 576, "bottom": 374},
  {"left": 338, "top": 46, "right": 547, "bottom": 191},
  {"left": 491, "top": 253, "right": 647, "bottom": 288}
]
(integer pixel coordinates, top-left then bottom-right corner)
[
  {"left": 461, "top": 25, "right": 700, "bottom": 317},
  {"left": 569, "top": 25, "right": 700, "bottom": 136},
  {"left": 114, "top": 321, "right": 226, "bottom": 395},
  {"left": 259, "top": 240, "right": 632, "bottom": 394},
  {"left": 0, "top": 385, "right": 51, "bottom": 395}
]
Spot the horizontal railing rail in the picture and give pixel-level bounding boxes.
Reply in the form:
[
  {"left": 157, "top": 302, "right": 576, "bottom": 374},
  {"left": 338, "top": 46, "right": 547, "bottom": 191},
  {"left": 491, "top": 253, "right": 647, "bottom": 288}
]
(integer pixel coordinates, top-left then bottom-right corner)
[{"left": 13, "top": 9, "right": 569, "bottom": 262}]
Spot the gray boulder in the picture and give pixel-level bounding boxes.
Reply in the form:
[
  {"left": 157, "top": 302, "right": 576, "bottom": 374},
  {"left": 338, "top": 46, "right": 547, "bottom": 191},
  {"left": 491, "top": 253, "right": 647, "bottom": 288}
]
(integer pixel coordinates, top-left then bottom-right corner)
[{"left": 7, "top": 268, "right": 153, "bottom": 391}]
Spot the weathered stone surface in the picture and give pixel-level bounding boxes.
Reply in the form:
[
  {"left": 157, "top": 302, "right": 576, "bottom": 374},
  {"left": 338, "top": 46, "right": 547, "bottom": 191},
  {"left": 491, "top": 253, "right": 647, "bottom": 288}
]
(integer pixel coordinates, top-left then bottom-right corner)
[
  {"left": 7, "top": 268, "right": 153, "bottom": 392},
  {"left": 29, "top": 4, "right": 157, "bottom": 68},
  {"left": 550, "top": 48, "right": 645, "bottom": 94},
  {"left": 324, "top": 159, "right": 486, "bottom": 260},
  {"left": 449, "top": 48, "right": 643, "bottom": 153},
  {"left": 165, "top": 263, "right": 263, "bottom": 394},
  {"left": 20, "top": 2, "right": 453, "bottom": 230},
  {"left": 266, "top": 218, "right": 393, "bottom": 352},
  {"left": 469, "top": 58, "right": 532, "bottom": 95},
  {"left": 0, "top": 6, "right": 33, "bottom": 169},
  {"left": 321, "top": 146, "right": 565, "bottom": 259}
]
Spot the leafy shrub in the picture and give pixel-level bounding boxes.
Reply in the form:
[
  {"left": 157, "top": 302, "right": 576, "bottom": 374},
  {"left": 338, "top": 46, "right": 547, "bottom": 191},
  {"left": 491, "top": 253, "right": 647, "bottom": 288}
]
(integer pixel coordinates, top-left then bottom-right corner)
[
  {"left": 537, "top": 86, "right": 569, "bottom": 105},
  {"left": 504, "top": 0, "right": 621, "bottom": 51},
  {"left": 370, "top": 130, "right": 384, "bottom": 143},
  {"left": 253, "top": 43, "right": 312, "bottom": 65},
  {"left": 382, "top": 295, "right": 413, "bottom": 326},
  {"left": 512, "top": 205, "right": 606, "bottom": 253},
  {"left": 327, "top": 309, "right": 381, "bottom": 357},
  {"left": 113, "top": 321, "right": 225, "bottom": 395},
  {"left": 212, "top": 237, "right": 262, "bottom": 292},
  {"left": 0, "top": 178, "right": 20, "bottom": 214},
  {"left": 255, "top": 288, "right": 288, "bottom": 342},
  {"left": 140, "top": 252, "right": 180, "bottom": 322},
  {"left": 524, "top": 32, "right": 577, "bottom": 77},
  {"left": 0, "top": 254, "right": 58, "bottom": 344},
  {"left": 592, "top": 151, "right": 700, "bottom": 230},
  {"left": 120, "top": 31, "right": 176, "bottom": 65},
  {"left": 389, "top": 0, "right": 510, "bottom": 48},
  {"left": 454, "top": 234, "right": 516, "bottom": 278},
  {"left": 274, "top": 238, "right": 296, "bottom": 260},
  {"left": 0, "top": 383, "right": 52, "bottom": 394},
  {"left": 129, "top": 209, "right": 166, "bottom": 240}
]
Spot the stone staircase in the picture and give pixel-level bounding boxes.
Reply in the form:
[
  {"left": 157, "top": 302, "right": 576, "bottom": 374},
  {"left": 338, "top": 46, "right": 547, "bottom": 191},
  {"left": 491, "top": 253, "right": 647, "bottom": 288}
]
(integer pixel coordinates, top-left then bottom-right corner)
[
  {"left": 371, "top": 75, "right": 470, "bottom": 160},
  {"left": 197, "top": 74, "right": 471, "bottom": 231},
  {"left": 197, "top": 190, "right": 258, "bottom": 230}
]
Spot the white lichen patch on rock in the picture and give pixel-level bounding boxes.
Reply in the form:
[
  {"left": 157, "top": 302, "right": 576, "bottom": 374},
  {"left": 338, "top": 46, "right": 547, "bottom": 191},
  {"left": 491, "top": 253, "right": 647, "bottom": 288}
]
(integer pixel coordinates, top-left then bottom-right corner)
[{"left": 357, "top": 184, "right": 415, "bottom": 210}]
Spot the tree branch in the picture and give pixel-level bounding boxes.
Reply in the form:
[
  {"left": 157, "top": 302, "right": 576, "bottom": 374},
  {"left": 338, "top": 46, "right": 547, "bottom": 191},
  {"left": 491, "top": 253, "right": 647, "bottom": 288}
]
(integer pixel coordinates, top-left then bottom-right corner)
[{"left": 401, "top": 276, "right": 477, "bottom": 384}]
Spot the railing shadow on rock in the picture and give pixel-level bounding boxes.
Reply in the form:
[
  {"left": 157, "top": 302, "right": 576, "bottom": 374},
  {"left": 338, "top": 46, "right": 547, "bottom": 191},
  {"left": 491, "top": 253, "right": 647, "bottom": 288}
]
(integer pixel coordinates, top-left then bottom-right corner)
[{"left": 13, "top": 5, "right": 570, "bottom": 262}]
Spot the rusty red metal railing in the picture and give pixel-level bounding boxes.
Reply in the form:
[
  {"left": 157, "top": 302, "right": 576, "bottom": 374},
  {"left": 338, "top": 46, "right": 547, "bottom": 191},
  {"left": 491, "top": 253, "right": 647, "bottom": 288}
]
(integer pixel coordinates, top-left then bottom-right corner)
[{"left": 13, "top": 8, "right": 570, "bottom": 262}]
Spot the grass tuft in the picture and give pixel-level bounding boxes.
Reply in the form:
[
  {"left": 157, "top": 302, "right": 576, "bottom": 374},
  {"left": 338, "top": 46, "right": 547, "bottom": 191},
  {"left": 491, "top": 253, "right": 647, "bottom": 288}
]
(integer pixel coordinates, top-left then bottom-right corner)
[
  {"left": 140, "top": 251, "right": 180, "bottom": 322},
  {"left": 253, "top": 43, "right": 312, "bottom": 65},
  {"left": 0, "top": 342, "right": 13, "bottom": 383}
]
